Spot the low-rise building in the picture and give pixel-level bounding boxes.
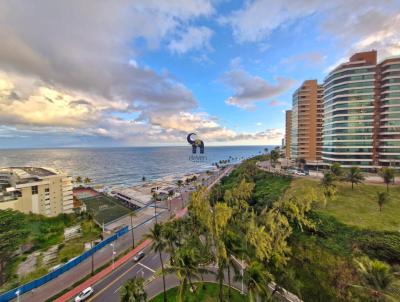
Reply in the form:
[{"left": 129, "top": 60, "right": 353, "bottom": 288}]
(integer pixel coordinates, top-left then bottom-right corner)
[{"left": 0, "top": 167, "right": 73, "bottom": 216}]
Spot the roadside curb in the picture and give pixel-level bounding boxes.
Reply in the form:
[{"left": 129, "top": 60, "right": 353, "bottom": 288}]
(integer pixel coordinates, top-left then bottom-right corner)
[{"left": 55, "top": 239, "right": 151, "bottom": 302}]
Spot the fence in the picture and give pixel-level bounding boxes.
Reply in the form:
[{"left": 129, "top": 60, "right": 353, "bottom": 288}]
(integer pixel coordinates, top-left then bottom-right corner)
[{"left": 0, "top": 226, "right": 129, "bottom": 302}]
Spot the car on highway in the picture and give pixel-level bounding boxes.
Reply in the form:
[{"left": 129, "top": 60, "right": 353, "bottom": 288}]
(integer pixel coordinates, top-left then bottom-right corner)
[
  {"left": 133, "top": 250, "right": 145, "bottom": 262},
  {"left": 74, "top": 287, "right": 94, "bottom": 301}
]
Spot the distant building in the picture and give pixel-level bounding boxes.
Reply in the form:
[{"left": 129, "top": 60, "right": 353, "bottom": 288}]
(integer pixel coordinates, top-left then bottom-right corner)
[
  {"left": 0, "top": 167, "right": 73, "bottom": 216},
  {"left": 291, "top": 80, "right": 324, "bottom": 162},
  {"left": 322, "top": 50, "right": 400, "bottom": 168},
  {"left": 285, "top": 110, "right": 292, "bottom": 158}
]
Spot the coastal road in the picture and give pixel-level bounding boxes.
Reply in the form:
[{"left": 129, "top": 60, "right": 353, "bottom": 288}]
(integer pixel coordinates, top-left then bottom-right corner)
[
  {"left": 14, "top": 166, "right": 232, "bottom": 302},
  {"left": 88, "top": 166, "right": 238, "bottom": 302}
]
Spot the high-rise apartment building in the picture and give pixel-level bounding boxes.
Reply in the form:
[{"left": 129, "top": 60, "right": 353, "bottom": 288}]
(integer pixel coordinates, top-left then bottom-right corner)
[
  {"left": 291, "top": 80, "right": 324, "bottom": 162},
  {"left": 0, "top": 167, "right": 74, "bottom": 216},
  {"left": 322, "top": 51, "right": 400, "bottom": 168},
  {"left": 285, "top": 110, "right": 292, "bottom": 158}
]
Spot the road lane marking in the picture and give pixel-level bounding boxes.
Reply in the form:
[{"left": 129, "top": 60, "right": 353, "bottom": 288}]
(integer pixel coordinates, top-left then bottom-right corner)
[
  {"left": 87, "top": 261, "right": 141, "bottom": 302},
  {"left": 138, "top": 262, "right": 156, "bottom": 273}
]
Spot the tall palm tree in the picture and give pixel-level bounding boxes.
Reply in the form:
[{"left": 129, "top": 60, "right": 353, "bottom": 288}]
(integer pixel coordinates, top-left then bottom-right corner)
[
  {"left": 235, "top": 261, "right": 272, "bottom": 302},
  {"left": 355, "top": 257, "right": 398, "bottom": 301},
  {"left": 379, "top": 167, "right": 395, "bottom": 192},
  {"left": 84, "top": 177, "right": 92, "bottom": 186},
  {"left": 176, "top": 180, "right": 184, "bottom": 209},
  {"left": 376, "top": 191, "right": 390, "bottom": 212},
  {"left": 75, "top": 176, "right": 82, "bottom": 186},
  {"left": 165, "top": 246, "right": 214, "bottom": 302},
  {"left": 344, "top": 166, "right": 364, "bottom": 190},
  {"left": 120, "top": 277, "right": 147, "bottom": 302},
  {"left": 330, "top": 163, "right": 343, "bottom": 178},
  {"left": 321, "top": 171, "right": 336, "bottom": 188},
  {"left": 146, "top": 223, "right": 167, "bottom": 302},
  {"left": 129, "top": 212, "right": 136, "bottom": 249}
]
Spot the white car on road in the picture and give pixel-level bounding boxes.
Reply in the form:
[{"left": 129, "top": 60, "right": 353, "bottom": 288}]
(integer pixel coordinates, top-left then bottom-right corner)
[{"left": 75, "top": 287, "right": 94, "bottom": 301}]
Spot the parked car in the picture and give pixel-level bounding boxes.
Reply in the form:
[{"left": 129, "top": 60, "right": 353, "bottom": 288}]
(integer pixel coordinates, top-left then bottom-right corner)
[
  {"left": 295, "top": 171, "right": 306, "bottom": 176},
  {"left": 75, "top": 287, "right": 94, "bottom": 301},
  {"left": 133, "top": 250, "right": 145, "bottom": 262}
]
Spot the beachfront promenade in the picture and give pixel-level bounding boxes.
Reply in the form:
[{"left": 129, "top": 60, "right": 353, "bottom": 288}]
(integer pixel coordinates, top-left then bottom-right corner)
[{"left": 14, "top": 166, "right": 233, "bottom": 302}]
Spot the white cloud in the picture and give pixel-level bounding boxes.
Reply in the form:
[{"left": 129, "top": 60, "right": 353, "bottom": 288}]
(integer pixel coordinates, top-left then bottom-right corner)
[
  {"left": 168, "top": 26, "right": 214, "bottom": 54},
  {"left": 222, "top": 0, "right": 400, "bottom": 57},
  {"left": 222, "top": 69, "right": 295, "bottom": 110}
]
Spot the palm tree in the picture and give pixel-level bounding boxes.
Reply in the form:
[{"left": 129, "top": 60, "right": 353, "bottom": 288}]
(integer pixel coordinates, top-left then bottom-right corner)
[
  {"left": 355, "top": 257, "right": 398, "bottom": 301},
  {"left": 84, "top": 177, "right": 91, "bottom": 186},
  {"left": 377, "top": 191, "right": 390, "bottom": 212},
  {"left": 321, "top": 171, "right": 336, "bottom": 188},
  {"left": 120, "top": 276, "right": 147, "bottom": 302},
  {"left": 344, "top": 167, "right": 364, "bottom": 190},
  {"left": 235, "top": 261, "right": 271, "bottom": 302},
  {"left": 379, "top": 167, "right": 395, "bottom": 192},
  {"left": 129, "top": 212, "right": 136, "bottom": 249},
  {"left": 75, "top": 176, "right": 82, "bottom": 186},
  {"left": 330, "top": 163, "right": 343, "bottom": 178},
  {"left": 165, "top": 246, "right": 214, "bottom": 302},
  {"left": 146, "top": 223, "right": 167, "bottom": 302},
  {"left": 176, "top": 180, "right": 184, "bottom": 209}
]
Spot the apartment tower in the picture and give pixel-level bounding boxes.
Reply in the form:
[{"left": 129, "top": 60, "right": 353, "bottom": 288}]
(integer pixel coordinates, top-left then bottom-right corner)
[
  {"left": 322, "top": 51, "right": 400, "bottom": 168},
  {"left": 0, "top": 167, "right": 74, "bottom": 216},
  {"left": 291, "top": 80, "right": 324, "bottom": 162},
  {"left": 285, "top": 110, "right": 292, "bottom": 158}
]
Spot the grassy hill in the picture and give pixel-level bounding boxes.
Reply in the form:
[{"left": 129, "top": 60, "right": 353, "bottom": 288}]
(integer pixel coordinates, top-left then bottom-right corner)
[{"left": 286, "top": 177, "right": 400, "bottom": 232}]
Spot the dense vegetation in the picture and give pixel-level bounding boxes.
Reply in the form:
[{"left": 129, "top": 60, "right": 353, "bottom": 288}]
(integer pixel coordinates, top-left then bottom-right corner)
[
  {"left": 215, "top": 159, "right": 400, "bottom": 301},
  {"left": 149, "top": 283, "right": 245, "bottom": 302},
  {"left": 0, "top": 211, "right": 100, "bottom": 291}
]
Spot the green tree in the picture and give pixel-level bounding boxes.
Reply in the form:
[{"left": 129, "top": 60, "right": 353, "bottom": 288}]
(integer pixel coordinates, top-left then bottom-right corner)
[
  {"left": 270, "top": 149, "right": 280, "bottom": 165},
  {"left": 165, "top": 246, "right": 213, "bottom": 302},
  {"left": 75, "top": 176, "right": 82, "bottom": 186},
  {"left": 120, "top": 276, "right": 147, "bottom": 302},
  {"left": 0, "top": 209, "right": 29, "bottom": 285},
  {"left": 344, "top": 167, "right": 364, "bottom": 190},
  {"left": 330, "top": 163, "right": 343, "bottom": 178},
  {"left": 321, "top": 171, "right": 336, "bottom": 188},
  {"left": 235, "top": 261, "right": 272, "bottom": 302},
  {"left": 355, "top": 257, "right": 398, "bottom": 301},
  {"left": 146, "top": 223, "right": 167, "bottom": 302},
  {"left": 379, "top": 168, "right": 395, "bottom": 192},
  {"left": 377, "top": 191, "right": 390, "bottom": 212},
  {"left": 84, "top": 177, "right": 91, "bottom": 186}
]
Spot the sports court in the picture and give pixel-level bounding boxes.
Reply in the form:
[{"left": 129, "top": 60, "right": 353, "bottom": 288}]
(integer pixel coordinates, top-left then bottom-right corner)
[{"left": 81, "top": 194, "right": 132, "bottom": 225}]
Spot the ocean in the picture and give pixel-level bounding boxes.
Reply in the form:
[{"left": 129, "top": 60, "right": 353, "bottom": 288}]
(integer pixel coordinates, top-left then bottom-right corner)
[{"left": 0, "top": 146, "right": 272, "bottom": 187}]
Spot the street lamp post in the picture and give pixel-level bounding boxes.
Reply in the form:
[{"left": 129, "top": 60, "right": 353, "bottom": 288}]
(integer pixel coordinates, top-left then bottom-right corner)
[{"left": 110, "top": 243, "right": 116, "bottom": 270}]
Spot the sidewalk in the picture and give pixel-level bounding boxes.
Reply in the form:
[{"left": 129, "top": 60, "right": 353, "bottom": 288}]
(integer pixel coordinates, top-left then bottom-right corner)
[{"left": 48, "top": 167, "right": 232, "bottom": 302}]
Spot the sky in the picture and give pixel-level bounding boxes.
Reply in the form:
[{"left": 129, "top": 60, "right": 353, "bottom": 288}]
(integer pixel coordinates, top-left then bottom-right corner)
[{"left": 0, "top": 0, "right": 400, "bottom": 148}]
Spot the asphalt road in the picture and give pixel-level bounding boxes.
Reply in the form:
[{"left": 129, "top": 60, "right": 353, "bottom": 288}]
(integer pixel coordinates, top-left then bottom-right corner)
[{"left": 86, "top": 166, "right": 239, "bottom": 302}]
